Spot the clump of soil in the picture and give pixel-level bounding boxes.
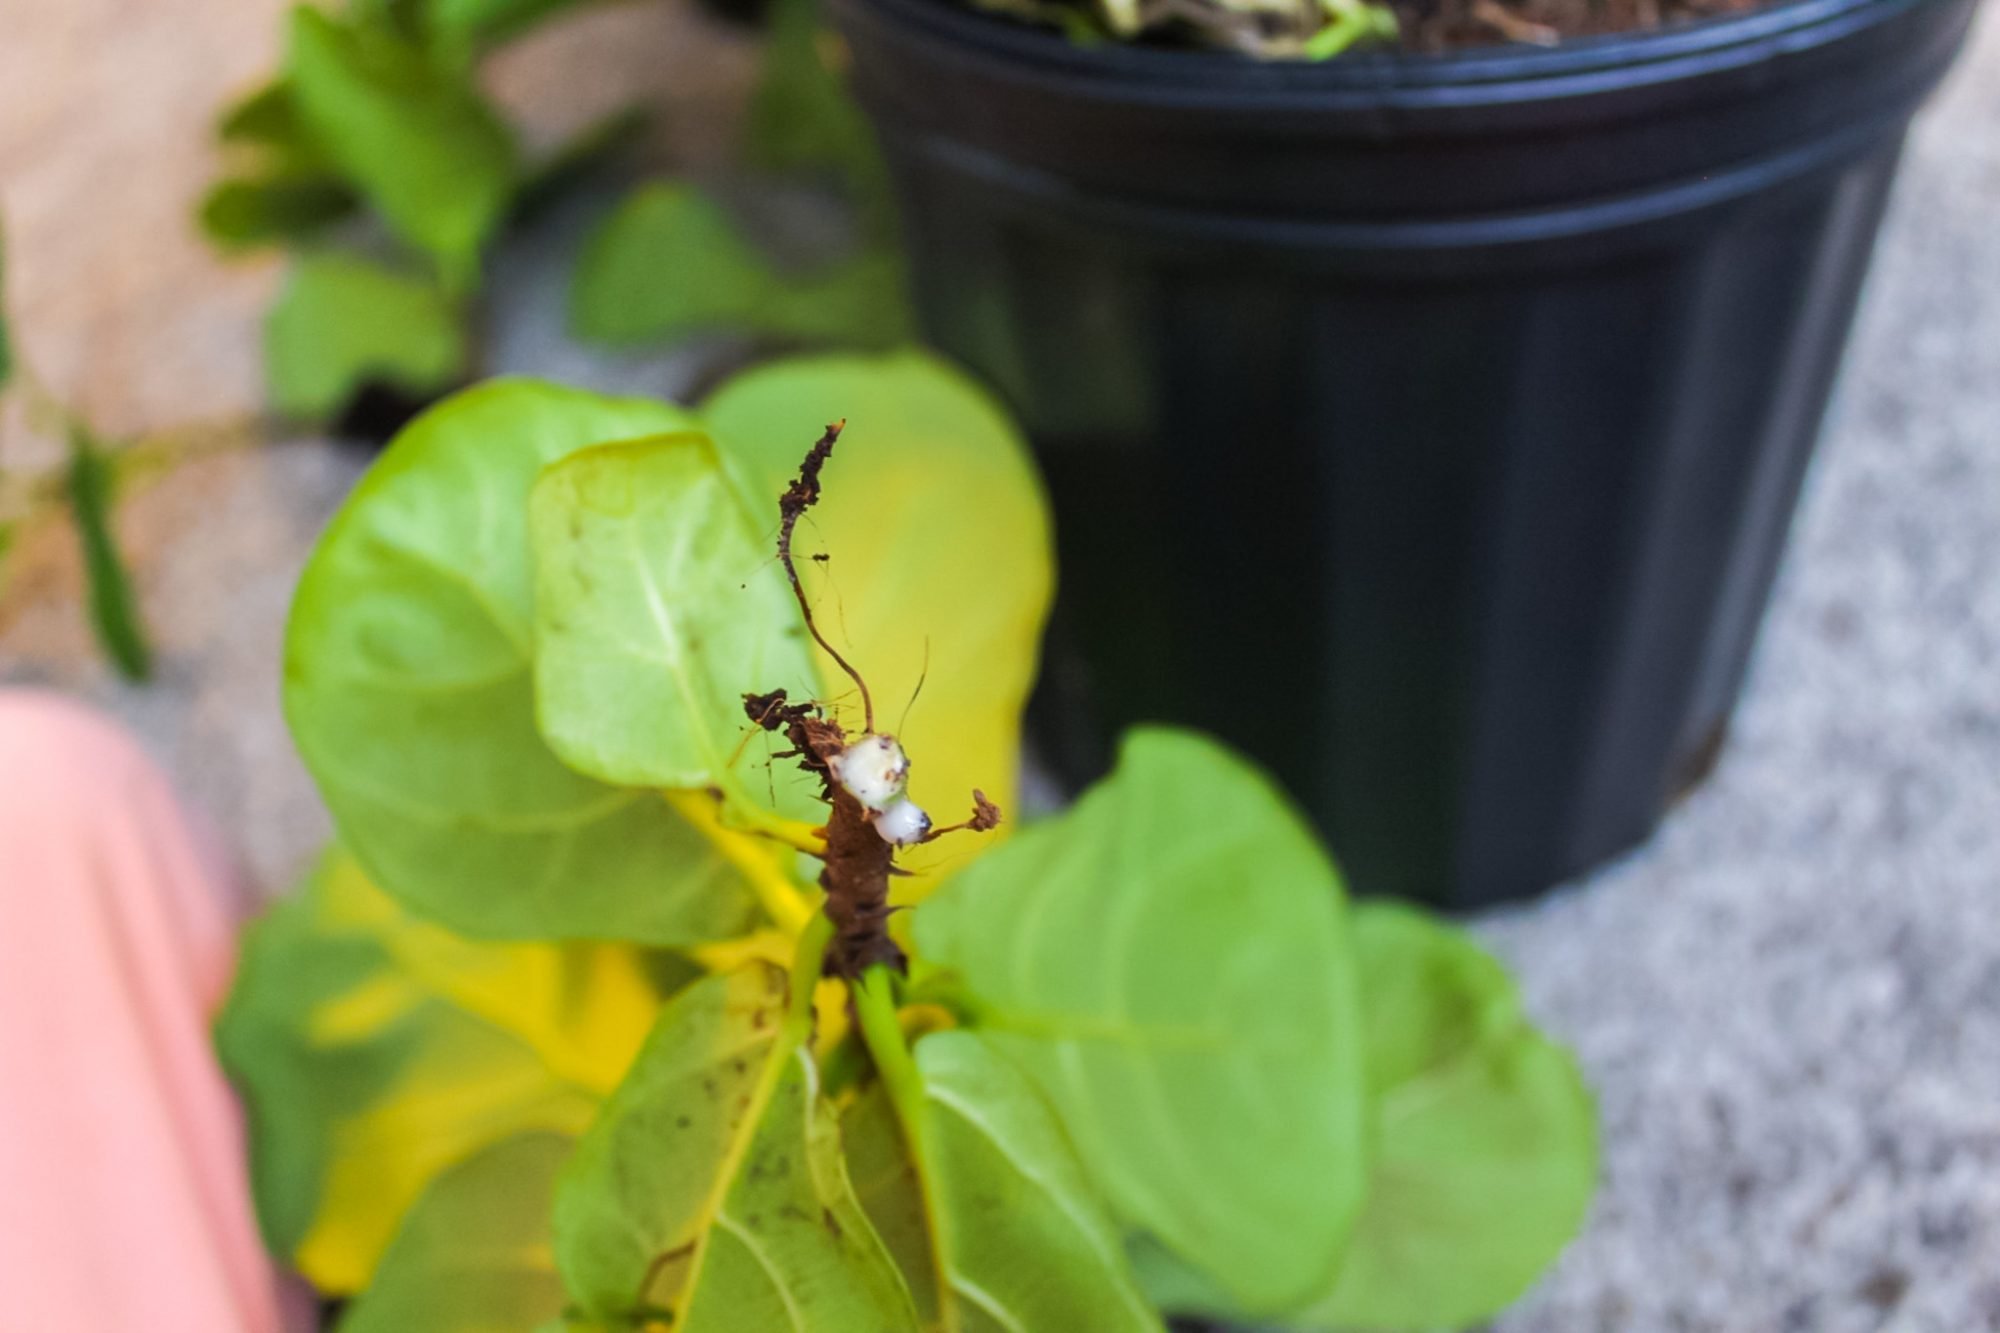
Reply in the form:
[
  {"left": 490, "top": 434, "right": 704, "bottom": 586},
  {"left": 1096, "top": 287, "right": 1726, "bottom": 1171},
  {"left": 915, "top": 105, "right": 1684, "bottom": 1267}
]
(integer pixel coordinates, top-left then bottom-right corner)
[{"left": 1391, "top": 0, "right": 1761, "bottom": 51}]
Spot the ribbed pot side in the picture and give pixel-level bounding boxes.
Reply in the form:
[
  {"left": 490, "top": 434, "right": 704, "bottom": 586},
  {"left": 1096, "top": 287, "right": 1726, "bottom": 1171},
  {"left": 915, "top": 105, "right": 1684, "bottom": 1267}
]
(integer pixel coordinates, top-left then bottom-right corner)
[{"left": 831, "top": 0, "right": 1982, "bottom": 908}]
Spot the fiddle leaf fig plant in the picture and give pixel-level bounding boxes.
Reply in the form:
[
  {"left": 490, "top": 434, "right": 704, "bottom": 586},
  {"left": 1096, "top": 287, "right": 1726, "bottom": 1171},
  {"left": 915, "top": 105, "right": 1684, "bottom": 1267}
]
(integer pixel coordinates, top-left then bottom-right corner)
[{"left": 223, "top": 350, "right": 1596, "bottom": 1331}]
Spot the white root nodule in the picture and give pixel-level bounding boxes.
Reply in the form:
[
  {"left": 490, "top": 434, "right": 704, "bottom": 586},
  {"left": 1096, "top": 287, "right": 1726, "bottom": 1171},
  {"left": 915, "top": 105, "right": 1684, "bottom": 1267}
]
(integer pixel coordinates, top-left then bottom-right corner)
[
  {"left": 829, "top": 734, "right": 910, "bottom": 813},
  {"left": 871, "top": 797, "right": 932, "bottom": 847}
]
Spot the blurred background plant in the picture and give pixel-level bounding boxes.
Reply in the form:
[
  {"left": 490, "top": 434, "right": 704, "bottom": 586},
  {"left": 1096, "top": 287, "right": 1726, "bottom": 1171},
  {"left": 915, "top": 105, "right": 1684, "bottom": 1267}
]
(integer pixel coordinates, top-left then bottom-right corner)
[
  {"left": 2, "top": 222, "right": 169, "bottom": 679},
  {"left": 200, "top": 0, "right": 909, "bottom": 432},
  {"left": 3, "top": 0, "right": 907, "bottom": 681}
]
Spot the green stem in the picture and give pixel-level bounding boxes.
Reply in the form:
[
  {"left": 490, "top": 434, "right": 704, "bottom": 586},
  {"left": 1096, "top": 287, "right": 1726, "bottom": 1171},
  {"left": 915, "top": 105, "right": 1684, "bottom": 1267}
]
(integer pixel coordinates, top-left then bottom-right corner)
[
  {"left": 787, "top": 910, "right": 836, "bottom": 1037},
  {"left": 854, "top": 966, "right": 926, "bottom": 1153},
  {"left": 854, "top": 965, "right": 953, "bottom": 1306}
]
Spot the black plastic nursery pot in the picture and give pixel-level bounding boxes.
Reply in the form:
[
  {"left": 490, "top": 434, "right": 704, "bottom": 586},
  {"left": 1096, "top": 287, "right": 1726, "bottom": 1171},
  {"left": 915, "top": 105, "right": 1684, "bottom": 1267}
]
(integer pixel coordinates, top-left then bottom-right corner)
[{"left": 828, "top": 0, "right": 1981, "bottom": 909}]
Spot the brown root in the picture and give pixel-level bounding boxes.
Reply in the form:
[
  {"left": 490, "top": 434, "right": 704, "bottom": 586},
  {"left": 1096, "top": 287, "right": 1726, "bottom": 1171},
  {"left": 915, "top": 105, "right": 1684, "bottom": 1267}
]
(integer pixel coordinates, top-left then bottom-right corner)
[{"left": 777, "top": 420, "right": 874, "bottom": 733}]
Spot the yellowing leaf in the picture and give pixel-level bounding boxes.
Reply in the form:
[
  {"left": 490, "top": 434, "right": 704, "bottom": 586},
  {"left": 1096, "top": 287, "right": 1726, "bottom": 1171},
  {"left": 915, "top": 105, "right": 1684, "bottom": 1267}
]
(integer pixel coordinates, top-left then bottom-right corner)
[
  {"left": 336, "top": 1132, "right": 574, "bottom": 1333},
  {"left": 321, "top": 872, "right": 668, "bottom": 1096},
  {"left": 218, "top": 850, "right": 681, "bottom": 1293},
  {"left": 703, "top": 352, "right": 1055, "bottom": 887}
]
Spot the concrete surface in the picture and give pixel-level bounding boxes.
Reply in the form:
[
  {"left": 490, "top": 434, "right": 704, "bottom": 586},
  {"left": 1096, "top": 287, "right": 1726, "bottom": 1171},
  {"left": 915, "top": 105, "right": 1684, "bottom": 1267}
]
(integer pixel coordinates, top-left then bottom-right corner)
[{"left": 1, "top": 1, "right": 1997, "bottom": 1329}]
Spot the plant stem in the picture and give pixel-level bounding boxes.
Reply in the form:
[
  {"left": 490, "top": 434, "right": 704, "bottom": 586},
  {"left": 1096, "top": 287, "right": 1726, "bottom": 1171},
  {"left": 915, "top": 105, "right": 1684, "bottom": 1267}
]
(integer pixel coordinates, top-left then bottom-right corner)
[
  {"left": 854, "top": 964, "right": 954, "bottom": 1304},
  {"left": 854, "top": 966, "right": 925, "bottom": 1153},
  {"left": 787, "top": 910, "right": 836, "bottom": 1035}
]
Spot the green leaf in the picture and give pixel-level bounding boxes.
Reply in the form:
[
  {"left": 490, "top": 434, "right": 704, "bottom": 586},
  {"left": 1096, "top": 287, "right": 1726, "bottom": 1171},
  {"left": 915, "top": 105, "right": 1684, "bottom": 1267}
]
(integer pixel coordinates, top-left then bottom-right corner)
[
  {"left": 284, "top": 378, "right": 762, "bottom": 944},
  {"left": 913, "top": 728, "right": 1369, "bottom": 1314},
  {"left": 200, "top": 175, "right": 358, "bottom": 252},
  {"left": 570, "top": 182, "right": 909, "bottom": 349},
  {"left": 554, "top": 966, "right": 921, "bottom": 1330},
  {"left": 913, "top": 1030, "right": 1164, "bottom": 1332},
  {"left": 527, "top": 433, "right": 817, "bottom": 790},
  {"left": 288, "top": 6, "right": 518, "bottom": 286},
  {"left": 843, "top": 1084, "right": 941, "bottom": 1326},
  {"left": 264, "top": 254, "right": 467, "bottom": 420},
  {"left": 703, "top": 351, "right": 1054, "bottom": 882},
  {"left": 66, "top": 427, "right": 152, "bottom": 680},
  {"left": 336, "top": 1132, "right": 575, "bottom": 1333},
  {"left": 1284, "top": 902, "right": 1597, "bottom": 1331}
]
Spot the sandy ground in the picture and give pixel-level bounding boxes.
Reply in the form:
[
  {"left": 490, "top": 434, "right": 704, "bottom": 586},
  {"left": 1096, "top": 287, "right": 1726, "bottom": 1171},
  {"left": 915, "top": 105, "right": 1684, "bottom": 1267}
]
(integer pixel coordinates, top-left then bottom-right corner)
[{"left": 2, "top": 1, "right": 1997, "bottom": 1329}]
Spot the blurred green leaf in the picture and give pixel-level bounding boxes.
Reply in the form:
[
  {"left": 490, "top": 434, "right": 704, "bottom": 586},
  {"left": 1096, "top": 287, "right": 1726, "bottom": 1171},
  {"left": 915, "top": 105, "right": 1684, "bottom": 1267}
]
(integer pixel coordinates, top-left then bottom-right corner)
[
  {"left": 746, "top": 0, "right": 884, "bottom": 196},
  {"left": 527, "top": 433, "right": 817, "bottom": 791},
  {"left": 554, "top": 966, "right": 920, "bottom": 1329},
  {"left": 206, "top": 81, "right": 359, "bottom": 254},
  {"left": 265, "top": 254, "right": 466, "bottom": 421},
  {"left": 914, "top": 728, "right": 1370, "bottom": 1315},
  {"left": 283, "top": 378, "right": 767, "bottom": 944},
  {"left": 201, "top": 176, "right": 359, "bottom": 252},
  {"left": 219, "top": 79, "right": 337, "bottom": 174},
  {"left": 913, "top": 1030, "right": 1165, "bottom": 1331},
  {"left": 335, "top": 1133, "right": 575, "bottom": 1333},
  {"left": 571, "top": 183, "right": 910, "bottom": 349},
  {"left": 842, "top": 1083, "right": 940, "bottom": 1325},
  {"left": 0, "top": 522, "right": 17, "bottom": 599},
  {"left": 220, "top": 80, "right": 301, "bottom": 144},
  {"left": 288, "top": 6, "right": 519, "bottom": 287},
  {"left": 1, "top": 220, "right": 13, "bottom": 390},
  {"left": 66, "top": 426, "right": 151, "bottom": 681},
  {"left": 1284, "top": 902, "right": 1597, "bottom": 1330}
]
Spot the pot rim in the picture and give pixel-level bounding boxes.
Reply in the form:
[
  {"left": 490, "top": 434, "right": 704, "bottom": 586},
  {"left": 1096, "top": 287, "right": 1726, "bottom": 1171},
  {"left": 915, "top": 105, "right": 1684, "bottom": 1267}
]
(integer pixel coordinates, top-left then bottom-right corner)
[{"left": 837, "top": 0, "right": 1931, "bottom": 102}]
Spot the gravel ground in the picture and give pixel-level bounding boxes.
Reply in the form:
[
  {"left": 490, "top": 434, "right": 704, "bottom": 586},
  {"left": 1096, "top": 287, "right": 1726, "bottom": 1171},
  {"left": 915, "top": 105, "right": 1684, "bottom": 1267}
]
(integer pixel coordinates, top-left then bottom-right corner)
[
  {"left": 1481, "top": 20, "right": 2000, "bottom": 1330},
  {"left": 2, "top": 2, "right": 1997, "bottom": 1330}
]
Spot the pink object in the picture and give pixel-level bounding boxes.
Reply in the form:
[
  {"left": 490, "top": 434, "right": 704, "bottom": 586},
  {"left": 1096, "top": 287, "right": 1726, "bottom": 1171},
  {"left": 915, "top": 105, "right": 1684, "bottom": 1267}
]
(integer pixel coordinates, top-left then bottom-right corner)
[{"left": 0, "top": 691, "right": 314, "bottom": 1333}]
